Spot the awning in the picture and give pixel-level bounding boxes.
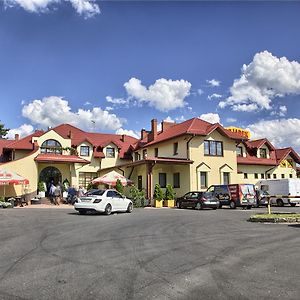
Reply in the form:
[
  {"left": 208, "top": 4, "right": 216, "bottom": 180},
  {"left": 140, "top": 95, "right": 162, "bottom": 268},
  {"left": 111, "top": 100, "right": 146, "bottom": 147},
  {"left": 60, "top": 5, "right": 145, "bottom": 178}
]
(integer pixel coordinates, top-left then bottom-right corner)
[
  {"left": 92, "top": 170, "right": 133, "bottom": 187},
  {"left": 0, "top": 169, "right": 29, "bottom": 185},
  {"left": 35, "top": 154, "right": 90, "bottom": 164}
]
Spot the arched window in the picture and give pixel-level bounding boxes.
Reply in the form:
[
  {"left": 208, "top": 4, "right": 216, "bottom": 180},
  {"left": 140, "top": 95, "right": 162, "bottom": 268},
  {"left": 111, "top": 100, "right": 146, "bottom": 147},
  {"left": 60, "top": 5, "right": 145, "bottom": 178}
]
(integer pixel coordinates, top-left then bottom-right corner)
[{"left": 41, "top": 139, "right": 62, "bottom": 154}]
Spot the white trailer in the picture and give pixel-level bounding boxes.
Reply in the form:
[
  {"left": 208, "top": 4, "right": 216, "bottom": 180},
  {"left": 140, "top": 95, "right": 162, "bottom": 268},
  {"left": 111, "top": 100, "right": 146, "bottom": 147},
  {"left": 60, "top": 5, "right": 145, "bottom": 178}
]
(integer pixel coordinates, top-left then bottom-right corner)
[{"left": 256, "top": 179, "right": 300, "bottom": 207}]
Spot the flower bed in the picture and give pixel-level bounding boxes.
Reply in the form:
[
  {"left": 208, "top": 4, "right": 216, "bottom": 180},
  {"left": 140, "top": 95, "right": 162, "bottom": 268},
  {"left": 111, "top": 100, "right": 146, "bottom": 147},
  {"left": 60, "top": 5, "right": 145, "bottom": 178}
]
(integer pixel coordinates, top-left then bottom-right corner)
[{"left": 249, "top": 212, "right": 300, "bottom": 223}]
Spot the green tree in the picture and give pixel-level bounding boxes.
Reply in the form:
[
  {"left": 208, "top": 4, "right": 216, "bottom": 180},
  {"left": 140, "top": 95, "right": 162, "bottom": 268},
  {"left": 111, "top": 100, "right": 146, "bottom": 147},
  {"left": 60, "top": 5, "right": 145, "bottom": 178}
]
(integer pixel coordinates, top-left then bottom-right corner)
[
  {"left": 0, "top": 122, "right": 9, "bottom": 138},
  {"left": 115, "top": 179, "right": 124, "bottom": 195},
  {"left": 165, "top": 184, "right": 175, "bottom": 200},
  {"left": 153, "top": 183, "right": 163, "bottom": 201},
  {"left": 129, "top": 186, "right": 146, "bottom": 207}
]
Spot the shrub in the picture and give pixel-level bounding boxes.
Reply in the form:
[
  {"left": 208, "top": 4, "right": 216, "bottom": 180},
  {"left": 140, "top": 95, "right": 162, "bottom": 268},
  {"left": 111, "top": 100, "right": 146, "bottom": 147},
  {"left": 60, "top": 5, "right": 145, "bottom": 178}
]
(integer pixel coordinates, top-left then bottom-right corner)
[
  {"left": 38, "top": 181, "right": 45, "bottom": 192},
  {"left": 165, "top": 184, "right": 175, "bottom": 200},
  {"left": 115, "top": 179, "right": 124, "bottom": 195},
  {"left": 153, "top": 183, "right": 163, "bottom": 201},
  {"left": 129, "top": 186, "right": 146, "bottom": 207}
]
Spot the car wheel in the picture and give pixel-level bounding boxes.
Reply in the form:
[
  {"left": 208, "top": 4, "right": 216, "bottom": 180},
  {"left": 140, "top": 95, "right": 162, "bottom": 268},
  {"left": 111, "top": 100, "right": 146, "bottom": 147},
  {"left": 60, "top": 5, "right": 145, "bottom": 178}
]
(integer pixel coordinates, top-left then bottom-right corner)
[
  {"left": 276, "top": 199, "right": 284, "bottom": 207},
  {"left": 79, "top": 210, "right": 86, "bottom": 215},
  {"left": 176, "top": 201, "right": 182, "bottom": 209},
  {"left": 105, "top": 204, "right": 112, "bottom": 215},
  {"left": 290, "top": 203, "right": 296, "bottom": 207},
  {"left": 127, "top": 203, "right": 133, "bottom": 213},
  {"left": 212, "top": 207, "right": 217, "bottom": 210},
  {"left": 195, "top": 202, "right": 202, "bottom": 210},
  {"left": 229, "top": 201, "right": 236, "bottom": 209}
]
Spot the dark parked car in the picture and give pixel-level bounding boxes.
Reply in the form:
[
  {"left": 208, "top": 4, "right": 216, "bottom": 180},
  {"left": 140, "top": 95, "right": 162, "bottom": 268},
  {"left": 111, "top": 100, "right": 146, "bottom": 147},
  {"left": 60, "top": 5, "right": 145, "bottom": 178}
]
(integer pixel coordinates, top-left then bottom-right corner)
[{"left": 176, "top": 191, "right": 219, "bottom": 210}]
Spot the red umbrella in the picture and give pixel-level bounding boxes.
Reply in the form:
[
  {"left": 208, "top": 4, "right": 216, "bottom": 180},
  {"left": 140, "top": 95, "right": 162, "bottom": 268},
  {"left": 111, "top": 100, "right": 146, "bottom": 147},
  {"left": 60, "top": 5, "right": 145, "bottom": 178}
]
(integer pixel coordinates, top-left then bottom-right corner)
[{"left": 92, "top": 170, "right": 133, "bottom": 187}]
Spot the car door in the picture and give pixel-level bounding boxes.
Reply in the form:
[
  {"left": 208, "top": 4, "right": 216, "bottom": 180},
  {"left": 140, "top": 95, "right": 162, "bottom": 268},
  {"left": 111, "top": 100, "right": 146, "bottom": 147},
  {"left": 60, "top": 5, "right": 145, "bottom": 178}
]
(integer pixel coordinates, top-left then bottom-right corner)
[
  {"left": 106, "top": 190, "right": 116, "bottom": 210},
  {"left": 189, "top": 192, "right": 199, "bottom": 208},
  {"left": 181, "top": 193, "right": 191, "bottom": 207},
  {"left": 113, "top": 191, "right": 126, "bottom": 211}
]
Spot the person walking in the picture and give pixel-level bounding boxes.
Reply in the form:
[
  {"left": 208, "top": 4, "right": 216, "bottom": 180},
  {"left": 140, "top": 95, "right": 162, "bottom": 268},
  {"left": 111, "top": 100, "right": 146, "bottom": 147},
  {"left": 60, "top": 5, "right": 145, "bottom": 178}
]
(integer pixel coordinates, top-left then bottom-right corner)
[{"left": 48, "top": 182, "right": 56, "bottom": 205}]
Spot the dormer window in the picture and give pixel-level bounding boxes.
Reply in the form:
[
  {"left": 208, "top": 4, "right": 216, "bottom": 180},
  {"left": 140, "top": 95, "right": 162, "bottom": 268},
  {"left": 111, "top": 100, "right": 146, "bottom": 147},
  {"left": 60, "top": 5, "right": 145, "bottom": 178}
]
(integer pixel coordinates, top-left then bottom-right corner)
[
  {"left": 41, "top": 139, "right": 62, "bottom": 154},
  {"left": 80, "top": 146, "right": 90, "bottom": 157},
  {"left": 106, "top": 147, "right": 115, "bottom": 158},
  {"left": 236, "top": 146, "right": 243, "bottom": 157},
  {"left": 260, "top": 148, "right": 267, "bottom": 158}
]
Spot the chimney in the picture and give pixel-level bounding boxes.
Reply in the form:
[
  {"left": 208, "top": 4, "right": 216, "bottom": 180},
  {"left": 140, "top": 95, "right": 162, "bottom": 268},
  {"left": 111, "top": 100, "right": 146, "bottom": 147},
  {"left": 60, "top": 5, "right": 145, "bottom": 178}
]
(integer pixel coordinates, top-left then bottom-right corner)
[
  {"left": 149, "top": 119, "right": 157, "bottom": 142},
  {"left": 121, "top": 134, "right": 126, "bottom": 142},
  {"left": 68, "top": 130, "right": 73, "bottom": 139},
  {"left": 141, "top": 129, "right": 148, "bottom": 140},
  {"left": 161, "top": 121, "right": 174, "bottom": 132},
  {"left": 14, "top": 134, "right": 19, "bottom": 141}
]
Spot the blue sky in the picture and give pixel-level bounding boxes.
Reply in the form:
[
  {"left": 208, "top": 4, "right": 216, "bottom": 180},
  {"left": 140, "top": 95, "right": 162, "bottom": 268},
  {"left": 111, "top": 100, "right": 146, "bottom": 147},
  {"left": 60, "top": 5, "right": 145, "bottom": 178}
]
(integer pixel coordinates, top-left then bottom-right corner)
[{"left": 1, "top": 1, "right": 300, "bottom": 151}]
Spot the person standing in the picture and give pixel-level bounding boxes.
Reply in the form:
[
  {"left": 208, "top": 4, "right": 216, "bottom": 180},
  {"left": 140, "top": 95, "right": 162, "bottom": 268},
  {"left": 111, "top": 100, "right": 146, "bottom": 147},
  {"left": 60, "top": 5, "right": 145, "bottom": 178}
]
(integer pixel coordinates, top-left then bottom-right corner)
[
  {"left": 54, "top": 184, "right": 61, "bottom": 205},
  {"left": 49, "top": 182, "right": 56, "bottom": 204}
]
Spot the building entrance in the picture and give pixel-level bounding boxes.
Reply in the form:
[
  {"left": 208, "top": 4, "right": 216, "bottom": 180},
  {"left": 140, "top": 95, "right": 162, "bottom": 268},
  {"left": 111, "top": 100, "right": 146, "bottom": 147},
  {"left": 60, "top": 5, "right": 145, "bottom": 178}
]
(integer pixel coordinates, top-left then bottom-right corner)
[{"left": 39, "top": 166, "right": 62, "bottom": 195}]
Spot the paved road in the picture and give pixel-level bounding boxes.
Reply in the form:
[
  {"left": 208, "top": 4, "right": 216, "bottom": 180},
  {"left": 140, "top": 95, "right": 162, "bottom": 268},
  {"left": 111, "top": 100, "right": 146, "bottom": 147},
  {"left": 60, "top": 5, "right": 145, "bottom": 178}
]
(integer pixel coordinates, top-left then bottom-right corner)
[{"left": 0, "top": 206, "right": 300, "bottom": 300}]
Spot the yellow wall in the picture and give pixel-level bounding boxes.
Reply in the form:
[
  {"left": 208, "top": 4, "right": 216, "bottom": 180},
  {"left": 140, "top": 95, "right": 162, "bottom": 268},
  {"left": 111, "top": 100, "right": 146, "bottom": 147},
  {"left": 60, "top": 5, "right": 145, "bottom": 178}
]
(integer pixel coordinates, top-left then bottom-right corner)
[{"left": 189, "top": 130, "right": 238, "bottom": 190}]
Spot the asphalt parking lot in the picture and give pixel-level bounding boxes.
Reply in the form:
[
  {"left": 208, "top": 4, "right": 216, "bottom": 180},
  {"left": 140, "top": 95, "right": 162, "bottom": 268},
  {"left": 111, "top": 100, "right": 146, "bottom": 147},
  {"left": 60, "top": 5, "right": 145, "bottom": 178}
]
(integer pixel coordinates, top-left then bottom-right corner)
[{"left": 0, "top": 206, "right": 300, "bottom": 300}]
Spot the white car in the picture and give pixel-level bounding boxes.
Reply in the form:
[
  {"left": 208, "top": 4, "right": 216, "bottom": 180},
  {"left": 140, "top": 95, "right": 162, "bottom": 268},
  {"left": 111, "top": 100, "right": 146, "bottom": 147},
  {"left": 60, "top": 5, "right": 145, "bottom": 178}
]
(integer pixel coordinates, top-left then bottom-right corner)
[{"left": 74, "top": 189, "right": 133, "bottom": 215}]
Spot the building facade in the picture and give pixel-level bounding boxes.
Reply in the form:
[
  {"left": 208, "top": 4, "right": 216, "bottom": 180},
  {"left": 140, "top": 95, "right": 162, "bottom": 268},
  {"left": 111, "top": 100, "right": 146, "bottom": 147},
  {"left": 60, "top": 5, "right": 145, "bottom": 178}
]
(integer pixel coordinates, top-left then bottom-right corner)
[{"left": 0, "top": 119, "right": 299, "bottom": 200}]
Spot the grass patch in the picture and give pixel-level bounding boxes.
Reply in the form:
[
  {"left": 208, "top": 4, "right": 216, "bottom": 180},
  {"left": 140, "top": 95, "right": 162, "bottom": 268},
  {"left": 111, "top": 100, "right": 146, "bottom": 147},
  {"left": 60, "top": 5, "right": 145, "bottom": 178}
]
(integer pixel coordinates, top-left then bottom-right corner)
[{"left": 249, "top": 213, "right": 300, "bottom": 223}]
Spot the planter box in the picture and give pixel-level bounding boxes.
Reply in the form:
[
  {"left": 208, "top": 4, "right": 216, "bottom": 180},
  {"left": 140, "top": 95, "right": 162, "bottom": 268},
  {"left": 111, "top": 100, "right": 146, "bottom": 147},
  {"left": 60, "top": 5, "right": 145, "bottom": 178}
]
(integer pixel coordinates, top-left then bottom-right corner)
[
  {"left": 154, "top": 200, "right": 163, "bottom": 208},
  {"left": 163, "top": 199, "right": 175, "bottom": 208}
]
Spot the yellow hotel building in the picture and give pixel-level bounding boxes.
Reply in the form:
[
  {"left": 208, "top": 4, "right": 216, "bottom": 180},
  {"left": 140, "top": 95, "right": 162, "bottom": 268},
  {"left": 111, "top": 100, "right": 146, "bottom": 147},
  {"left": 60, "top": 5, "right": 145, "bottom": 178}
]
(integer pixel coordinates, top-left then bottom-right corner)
[{"left": 0, "top": 118, "right": 299, "bottom": 201}]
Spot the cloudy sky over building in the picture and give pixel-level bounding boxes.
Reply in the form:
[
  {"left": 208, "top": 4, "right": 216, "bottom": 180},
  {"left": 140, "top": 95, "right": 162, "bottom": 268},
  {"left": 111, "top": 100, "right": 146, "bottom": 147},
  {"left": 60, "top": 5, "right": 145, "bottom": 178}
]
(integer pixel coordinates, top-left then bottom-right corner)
[{"left": 1, "top": 1, "right": 300, "bottom": 151}]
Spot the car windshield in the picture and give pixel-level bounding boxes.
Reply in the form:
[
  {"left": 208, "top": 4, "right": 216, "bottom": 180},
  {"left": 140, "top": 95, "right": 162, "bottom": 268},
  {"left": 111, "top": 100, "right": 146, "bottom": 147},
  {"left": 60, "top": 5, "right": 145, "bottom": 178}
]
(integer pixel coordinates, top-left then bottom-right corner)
[{"left": 85, "top": 189, "right": 105, "bottom": 196}]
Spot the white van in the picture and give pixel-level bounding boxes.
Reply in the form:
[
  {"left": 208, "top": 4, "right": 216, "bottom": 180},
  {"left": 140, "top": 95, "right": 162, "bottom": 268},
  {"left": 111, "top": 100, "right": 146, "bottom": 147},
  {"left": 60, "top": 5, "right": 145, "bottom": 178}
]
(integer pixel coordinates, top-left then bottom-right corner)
[{"left": 256, "top": 179, "right": 300, "bottom": 207}]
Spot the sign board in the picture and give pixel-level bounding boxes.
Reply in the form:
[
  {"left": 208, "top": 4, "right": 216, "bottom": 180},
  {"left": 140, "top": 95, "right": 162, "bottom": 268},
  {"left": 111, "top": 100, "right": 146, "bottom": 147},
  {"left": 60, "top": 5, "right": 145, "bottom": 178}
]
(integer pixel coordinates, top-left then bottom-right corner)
[{"left": 225, "top": 127, "right": 250, "bottom": 139}]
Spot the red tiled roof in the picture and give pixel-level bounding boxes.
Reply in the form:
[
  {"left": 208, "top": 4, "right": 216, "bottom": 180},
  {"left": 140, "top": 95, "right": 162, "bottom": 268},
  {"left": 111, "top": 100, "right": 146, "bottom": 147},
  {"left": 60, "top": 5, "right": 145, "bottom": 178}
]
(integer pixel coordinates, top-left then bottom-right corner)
[
  {"left": 52, "top": 124, "right": 137, "bottom": 159},
  {"left": 0, "top": 139, "right": 14, "bottom": 155},
  {"left": 237, "top": 156, "right": 277, "bottom": 166},
  {"left": 275, "top": 147, "right": 300, "bottom": 164},
  {"left": 245, "top": 138, "right": 275, "bottom": 151},
  {"left": 137, "top": 118, "right": 247, "bottom": 148},
  {"left": 34, "top": 154, "right": 90, "bottom": 164},
  {"left": 4, "top": 131, "right": 44, "bottom": 150}
]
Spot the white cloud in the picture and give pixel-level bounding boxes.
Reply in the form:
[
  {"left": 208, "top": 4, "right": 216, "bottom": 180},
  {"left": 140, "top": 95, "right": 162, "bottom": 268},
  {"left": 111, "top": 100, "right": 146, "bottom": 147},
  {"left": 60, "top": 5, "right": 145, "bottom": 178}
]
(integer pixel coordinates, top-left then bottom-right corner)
[
  {"left": 105, "top": 106, "right": 114, "bottom": 111},
  {"left": 247, "top": 118, "right": 300, "bottom": 153},
  {"left": 220, "top": 51, "right": 300, "bottom": 112},
  {"left": 206, "top": 79, "right": 221, "bottom": 87},
  {"left": 164, "top": 116, "right": 175, "bottom": 123},
  {"left": 199, "top": 113, "right": 221, "bottom": 124},
  {"left": 22, "top": 96, "right": 124, "bottom": 131},
  {"left": 226, "top": 117, "right": 237, "bottom": 123},
  {"left": 115, "top": 128, "right": 139, "bottom": 139},
  {"left": 175, "top": 115, "right": 186, "bottom": 122},
  {"left": 208, "top": 93, "right": 222, "bottom": 100},
  {"left": 124, "top": 77, "right": 192, "bottom": 112},
  {"left": 7, "top": 124, "right": 34, "bottom": 139},
  {"left": 197, "top": 89, "right": 204, "bottom": 95},
  {"left": 106, "top": 96, "right": 129, "bottom": 105},
  {"left": 4, "top": 0, "right": 100, "bottom": 18},
  {"left": 271, "top": 105, "right": 287, "bottom": 117},
  {"left": 84, "top": 101, "right": 91, "bottom": 106}
]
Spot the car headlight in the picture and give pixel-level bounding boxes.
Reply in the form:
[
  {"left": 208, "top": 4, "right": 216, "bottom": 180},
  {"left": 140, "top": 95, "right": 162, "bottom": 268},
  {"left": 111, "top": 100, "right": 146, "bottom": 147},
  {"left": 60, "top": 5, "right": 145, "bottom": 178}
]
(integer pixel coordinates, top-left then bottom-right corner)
[{"left": 93, "top": 198, "right": 102, "bottom": 203}]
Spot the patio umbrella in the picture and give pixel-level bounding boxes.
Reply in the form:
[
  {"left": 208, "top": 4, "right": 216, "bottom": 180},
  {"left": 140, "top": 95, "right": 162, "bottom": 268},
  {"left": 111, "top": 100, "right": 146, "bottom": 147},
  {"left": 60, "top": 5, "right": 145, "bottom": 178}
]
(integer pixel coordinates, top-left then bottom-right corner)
[
  {"left": 0, "top": 169, "right": 29, "bottom": 198},
  {"left": 92, "top": 170, "right": 133, "bottom": 187}
]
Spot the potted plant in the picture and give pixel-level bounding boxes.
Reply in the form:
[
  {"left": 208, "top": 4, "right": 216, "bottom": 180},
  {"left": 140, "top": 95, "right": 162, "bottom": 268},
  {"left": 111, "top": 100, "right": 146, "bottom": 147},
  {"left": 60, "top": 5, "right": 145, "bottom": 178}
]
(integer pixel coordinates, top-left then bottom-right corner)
[
  {"left": 164, "top": 184, "right": 175, "bottom": 207},
  {"left": 115, "top": 179, "right": 124, "bottom": 195},
  {"left": 153, "top": 183, "right": 163, "bottom": 208},
  {"left": 38, "top": 181, "right": 46, "bottom": 198}
]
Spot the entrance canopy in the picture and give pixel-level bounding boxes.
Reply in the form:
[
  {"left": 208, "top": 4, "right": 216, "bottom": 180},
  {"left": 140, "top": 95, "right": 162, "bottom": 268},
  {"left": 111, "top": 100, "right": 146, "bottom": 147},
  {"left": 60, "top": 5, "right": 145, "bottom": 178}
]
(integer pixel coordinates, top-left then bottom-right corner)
[
  {"left": 92, "top": 171, "right": 133, "bottom": 187},
  {"left": 0, "top": 169, "right": 29, "bottom": 185}
]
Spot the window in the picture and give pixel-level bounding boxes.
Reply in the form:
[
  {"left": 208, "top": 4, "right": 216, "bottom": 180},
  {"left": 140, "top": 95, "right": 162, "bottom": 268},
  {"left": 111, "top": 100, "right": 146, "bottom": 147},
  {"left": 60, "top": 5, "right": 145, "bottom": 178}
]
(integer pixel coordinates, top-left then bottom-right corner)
[
  {"left": 289, "top": 174, "right": 293, "bottom": 178},
  {"left": 159, "top": 173, "right": 167, "bottom": 188},
  {"left": 173, "top": 142, "right": 178, "bottom": 155},
  {"left": 273, "top": 174, "right": 277, "bottom": 179},
  {"left": 80, "top": 146, "right": 89, "bottom": 156},
  {"left": 260, "top": 148, "right": 267, "bottom": 158},
  {"left": 143, "top": 149, "right": 147, "bottom": 159},
  {"left": 204, "top": 140, "right": 223, "bottom": 156},
  {"left": 254, "top": 173, "right": 258, "bottom": 179},
  {"left": 200, "top": 172, "right": 207, "bottom": 188},
  {"left": 138, "top": 176, "right": 142, "bottom": 190},
  {"left": 79, "top": 172, "right": 98, "bottom": 189},
  {"left": 154, "top": 148, "right": 158, "bottom": 157},
  {"left": 261, "top": 173, "right": 265, "bottom": 179},
  {"left": 281, "top": 174, "right": 285, "bottom": 179},
  {"left": 173, "top": 173, "right": 180, "bottom": 188},
  {"left": 41, "top": 139, "right": 62, "bottom": 154},
  {"left": 106, "top": 147, "right": 115, "bottom": 158},
  {"left": 267, "top": 173, "right": 271, "bottom": 179},
  {"left": 135, "top": 152, "right": 141, "bottom": 161},
  {"left": 236, "top": 146, "right": 243, "bottom": 157},
  {"left": 223, "top": 172, "right": 230, "bottom": 185},
  {"left": 244, "top": 173, "right": 248, "bottom": 179}
]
